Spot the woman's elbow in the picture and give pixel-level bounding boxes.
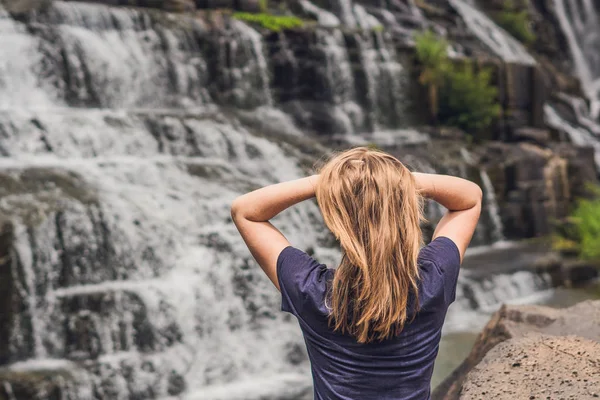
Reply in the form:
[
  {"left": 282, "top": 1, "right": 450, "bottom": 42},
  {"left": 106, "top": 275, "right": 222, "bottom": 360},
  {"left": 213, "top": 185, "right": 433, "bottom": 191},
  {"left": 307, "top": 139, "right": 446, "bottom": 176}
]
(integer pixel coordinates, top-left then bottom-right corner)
[
  {"left": 230, "top": 196, "right": 245, "bottom": 221},
  {"left": 473, "top": 183, "right": 483, "bottom": 205}
]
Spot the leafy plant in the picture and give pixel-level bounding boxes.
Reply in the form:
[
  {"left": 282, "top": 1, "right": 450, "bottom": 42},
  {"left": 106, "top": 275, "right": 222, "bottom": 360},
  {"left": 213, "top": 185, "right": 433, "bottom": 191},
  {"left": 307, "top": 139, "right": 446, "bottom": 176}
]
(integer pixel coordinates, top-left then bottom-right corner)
[
  {"left": 494, "top": 1, "right": 536, "bottom": 45},
  {"left": 438, "top": 63, "right": 501, "bottom": 132},
  {"left": 414, "top": 30, "right": 501, "bottom": 133},
  {"left": 232, "top": 12, "right": 304, "bottom": 32},
  {"left": 553, "top": 185, "right": 600, "bottom": 262},
  {"left": 414, "top": 30, "right": 450, "bottom": 121}
]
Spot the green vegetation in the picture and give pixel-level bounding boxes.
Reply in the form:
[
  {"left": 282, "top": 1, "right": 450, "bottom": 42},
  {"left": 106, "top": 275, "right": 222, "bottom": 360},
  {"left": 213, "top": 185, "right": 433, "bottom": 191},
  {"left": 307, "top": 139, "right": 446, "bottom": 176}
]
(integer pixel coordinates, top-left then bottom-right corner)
[
  {"left": 438, "top": 63, "right": 501, "bottom": 132},
  {"left": 494, "top": 1, "right": 536, "bottom": 45},
  {"left": 258, "top": 0, "right": 268, "bottom": 13},
  {"left": 232, "top": 12, "right": 304, "bottom": 32},
  {"left": 553, "top": 186, "right": 600, "bottom": 262},
  {"left": 414, "top": 30, "right": 501, "bottom": 133},
  {"left": 415, "top": 30, "right": 450, "bottom": 121}
]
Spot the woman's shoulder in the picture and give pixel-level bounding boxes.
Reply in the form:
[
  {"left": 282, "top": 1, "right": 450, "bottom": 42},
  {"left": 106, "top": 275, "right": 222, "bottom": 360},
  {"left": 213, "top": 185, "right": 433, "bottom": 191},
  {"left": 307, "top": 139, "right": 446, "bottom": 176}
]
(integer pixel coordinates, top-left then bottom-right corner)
[
  {"left": 277, "top": 246, "right": 334, "bottom": 316},
  {"left": 418, "top": 236, "right": 461, "bottom": 268}
]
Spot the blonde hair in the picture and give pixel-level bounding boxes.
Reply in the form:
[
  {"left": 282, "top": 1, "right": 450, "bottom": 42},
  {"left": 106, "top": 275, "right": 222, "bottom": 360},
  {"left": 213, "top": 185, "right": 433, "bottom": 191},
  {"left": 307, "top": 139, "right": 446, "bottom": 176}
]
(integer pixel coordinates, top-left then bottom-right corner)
[{"left": 315, "top": 146, "right": 424, "bottom": 343}]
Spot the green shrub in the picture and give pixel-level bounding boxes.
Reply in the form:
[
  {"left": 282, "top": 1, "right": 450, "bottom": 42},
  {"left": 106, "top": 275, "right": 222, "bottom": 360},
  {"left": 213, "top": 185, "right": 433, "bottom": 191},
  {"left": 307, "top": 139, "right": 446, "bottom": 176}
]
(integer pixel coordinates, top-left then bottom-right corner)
[
  {"left": 414, "top": 30, "right": 450, "bottom": 120},
  {"left": 497, "top": 10, "right": 535, "bottom": 45},
  {"left": 438, "top": 63, "right": 501, "bottom": 132},
  {"left": 553, "top": 186, "right": 600, "bottom": 262},
  {"left": 414, "top": 30, "right": 501, "bottom": 133},
  {"left": 232, "top": 12, "right": 304, "bottom": 32},
  {"left": 494, "top": 1, "right": 536, "bottom": 45}
]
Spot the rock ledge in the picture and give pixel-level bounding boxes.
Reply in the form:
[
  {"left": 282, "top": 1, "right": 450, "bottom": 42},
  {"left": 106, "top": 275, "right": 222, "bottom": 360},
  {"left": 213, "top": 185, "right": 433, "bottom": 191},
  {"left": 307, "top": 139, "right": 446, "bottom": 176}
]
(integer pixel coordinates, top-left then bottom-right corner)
[{"left": 433, "top": 300, "right": 600, "bottom": 399}]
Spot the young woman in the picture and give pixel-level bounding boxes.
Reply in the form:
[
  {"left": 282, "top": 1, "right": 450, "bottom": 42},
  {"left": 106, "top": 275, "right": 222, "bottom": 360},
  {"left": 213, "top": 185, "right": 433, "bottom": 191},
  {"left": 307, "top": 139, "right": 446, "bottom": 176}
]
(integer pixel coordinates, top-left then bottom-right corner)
[{"left": 231, "top": 146, "right": 482, "bottom": 399}]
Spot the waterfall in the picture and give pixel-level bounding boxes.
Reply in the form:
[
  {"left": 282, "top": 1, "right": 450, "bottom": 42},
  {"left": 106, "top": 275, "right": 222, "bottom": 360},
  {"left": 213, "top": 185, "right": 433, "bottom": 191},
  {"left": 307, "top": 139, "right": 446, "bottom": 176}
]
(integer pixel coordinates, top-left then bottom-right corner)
[
  {"left": 445, "top": 270, "right": 553, "bottom": 332},
  {"left": 231, "top": 20, "right": 273, "bottom": 107},
  {"left": 449, "top": 0, "right": 536, "bottom": 65},
  {"left": 553, "top": 0, "right": 600, "bottom": 119},
  {"left": 479, "top": 170, "right": 505, "bottom": 243},
  {"left": 0, "top": 7, "right": 57, "bottom": 108},
  {"left": 317, "top": 29, "right": 360, "bottom": 134},
  {"left": 337, "top": 0, "right": 356, "bottom": 27},
  {"left": 0, "top": 2, "right": 338, "bottom": 398},
  {"left": 459, "top": 148, "right": 506, "bottom": 245},
  {"left": 544, "top": 104, "right": 600, "bottom": 168},
  {"left": 0, "top": 1, "right": 572, "bottom": 398},
  {"left": 298, "top": 0, "right": 340, "bottom": 27}
]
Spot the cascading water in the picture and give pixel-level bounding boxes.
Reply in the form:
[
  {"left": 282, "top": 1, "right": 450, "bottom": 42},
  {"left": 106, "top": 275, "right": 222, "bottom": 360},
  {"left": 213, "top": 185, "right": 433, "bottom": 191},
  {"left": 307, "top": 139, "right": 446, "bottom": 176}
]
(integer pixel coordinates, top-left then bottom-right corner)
[
  {"left": 459, "top": 148, "right": 506, "bottom": 246},
  {"left": 544, "top": 103, "right": 600, "bottom": 168},
  {"left": 553, "top": 0, "right": 600, "bottom": 118},
  {"left": 0, "top": 3, "right": 336, "bottom": 398},
  {"left": 479, "top": 170, "right": 505, "bottom": 243},
  {"left": 0, "top": 1, "right": 574, "bottom": 398},
  {"left": 448, "top": 0, "right": 536, "bottom": 65}
]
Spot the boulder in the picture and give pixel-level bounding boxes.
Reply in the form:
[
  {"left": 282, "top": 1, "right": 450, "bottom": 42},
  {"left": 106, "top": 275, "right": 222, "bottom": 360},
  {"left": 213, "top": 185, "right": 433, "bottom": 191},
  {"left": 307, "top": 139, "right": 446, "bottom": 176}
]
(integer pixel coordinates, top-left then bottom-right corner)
[
  {"left": 476, "top": 142, "right": 572, "bottom": 239},
  {"left": 432, "top": 300, "right": 600, "bottom": 400},
  {"left": 512, "top": 127, "right": 550, "bottom": 145},
  {"left": 460, "top": 334, "right": 600, "bottom": 399},
  {"left": 0, "top": 368, "right": 77, "bottom": 400},
  {"left": 0, "top": 0, "right": 51, "bottom": 14}
]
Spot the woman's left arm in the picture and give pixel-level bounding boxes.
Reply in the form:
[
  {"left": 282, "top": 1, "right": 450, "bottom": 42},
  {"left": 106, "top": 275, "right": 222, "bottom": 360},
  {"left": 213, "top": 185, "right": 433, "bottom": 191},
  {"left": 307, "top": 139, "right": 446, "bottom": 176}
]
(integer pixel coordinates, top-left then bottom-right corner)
[{"left": 230, "top": 174, "right": 320, "bottom": 291}]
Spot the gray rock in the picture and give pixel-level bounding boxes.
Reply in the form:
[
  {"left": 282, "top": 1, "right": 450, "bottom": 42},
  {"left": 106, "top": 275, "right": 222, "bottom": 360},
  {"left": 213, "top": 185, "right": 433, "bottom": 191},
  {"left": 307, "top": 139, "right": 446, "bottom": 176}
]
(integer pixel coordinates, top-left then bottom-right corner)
[
  {"left": 1, "top": 0, "right": 51, "bottom": 14},
  {"left": 433, "top": 300, "right": 600, "bottom": 400},
  {"left": 461, "top": 334, "right": 600, "bottom": 399}
]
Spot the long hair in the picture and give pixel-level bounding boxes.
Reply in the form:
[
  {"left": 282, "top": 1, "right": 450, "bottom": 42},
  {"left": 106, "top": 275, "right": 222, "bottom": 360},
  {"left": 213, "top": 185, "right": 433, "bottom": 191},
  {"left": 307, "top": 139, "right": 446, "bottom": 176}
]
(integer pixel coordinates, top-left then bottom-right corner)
[{"left": 315, "top": 146, "right": 424, "bottom": 343}]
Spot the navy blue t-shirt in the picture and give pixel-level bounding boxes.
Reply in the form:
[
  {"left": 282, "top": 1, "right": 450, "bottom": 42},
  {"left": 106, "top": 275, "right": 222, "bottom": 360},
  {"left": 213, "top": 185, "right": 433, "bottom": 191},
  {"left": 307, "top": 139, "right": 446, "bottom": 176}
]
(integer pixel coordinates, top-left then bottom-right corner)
[{"left": 277, "top": 236, "right": 461, "bottom": 400}]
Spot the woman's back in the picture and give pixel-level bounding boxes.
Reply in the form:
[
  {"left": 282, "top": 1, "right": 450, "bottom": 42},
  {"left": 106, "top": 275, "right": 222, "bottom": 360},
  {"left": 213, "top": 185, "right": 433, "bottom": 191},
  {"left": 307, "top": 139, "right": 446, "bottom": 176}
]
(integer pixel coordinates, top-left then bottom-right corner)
[
  {"left": 277, "top": 236, "right": 461, "bottom": 400},
  {"left": 231, "top": 146, "right": 482, "bottom": 399}
]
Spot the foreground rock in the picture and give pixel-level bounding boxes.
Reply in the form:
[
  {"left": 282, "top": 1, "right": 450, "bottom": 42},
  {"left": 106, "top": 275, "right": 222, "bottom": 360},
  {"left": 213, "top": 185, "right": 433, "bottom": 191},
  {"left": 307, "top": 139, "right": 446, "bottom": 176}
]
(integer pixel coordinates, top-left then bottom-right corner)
[
  {"left": 433, "top": 300, "right": 600, "bottom": 399},
  {"left": 461, "top": 334, "right": 600, "bottom": 399}
]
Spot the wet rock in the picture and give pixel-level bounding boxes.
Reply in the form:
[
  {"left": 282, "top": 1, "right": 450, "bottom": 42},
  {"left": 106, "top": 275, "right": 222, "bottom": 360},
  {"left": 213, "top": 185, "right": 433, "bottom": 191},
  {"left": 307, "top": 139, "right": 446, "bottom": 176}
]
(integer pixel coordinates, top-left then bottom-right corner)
[
  {"left": 0, "top": 0, "right": 51, "bottom": 15},
  {"left": 553, "top": 144, "right": 598, "bottom": 200},
  {"left": 88, "top": 0, "right": 197, "bottom": 11},
  {"left": 461, "top": 334, "right": 600, "bottom": 399},
  {"left": 512, "top": 127, "right": 550, "bottom": 145},
  {"left": 476, "top": 142, "right": 572, "bottom": 239},
  {"left": 195, "top": 0, "right": 234, "bottom": 9},
  {"left": 433, "top": 300, "right": 600, "bottom": 400},
  {"left": 232, "top": 0, "right": 261, "bottom": 12},
  {"left": 559, "top": 259, "right": 600, "bottom": 287},
  {"left": 0, "top": 368, "right": 77, "bottom": 400}
]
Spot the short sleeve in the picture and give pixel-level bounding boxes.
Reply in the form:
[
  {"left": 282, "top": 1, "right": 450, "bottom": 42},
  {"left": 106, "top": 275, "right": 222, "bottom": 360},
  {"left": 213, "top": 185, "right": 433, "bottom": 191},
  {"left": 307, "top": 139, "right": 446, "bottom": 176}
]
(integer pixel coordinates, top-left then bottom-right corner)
[
  {"left": 419, "top": 236, "right": 461, "bottom": 305},
  {"left": 276, "top": 246, "right": 330, "bottom": 315}
]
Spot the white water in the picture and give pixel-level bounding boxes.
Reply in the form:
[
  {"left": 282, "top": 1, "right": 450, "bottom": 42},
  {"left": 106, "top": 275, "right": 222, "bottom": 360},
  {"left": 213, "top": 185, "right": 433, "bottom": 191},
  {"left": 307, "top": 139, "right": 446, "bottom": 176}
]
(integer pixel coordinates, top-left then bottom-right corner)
[
  {"left": 338, "top": 0, "right": 357, "bottom": 27},
  {"left": 480, "top": 170, "right": 505, "bottom": 242},
  {"left": 0, "top": 3, "right": 327, "bottom": 397},
  {"left": 318, "top": 29, "right": 361, "bottom": 134},
  {"left": 459, "top": 148, "right": 506, "bottom": 245},
  {"left": 449, "top": 0, "right": 536, "bottom": 65},
  {"left": 553, "top": 0, "right": 600, "bottom": 118},
  {"left": 232, "top": 20, "right": 273, "bottom": 107},
  {"left": 444, "top": 268, "right": 554, "bottom": 333},
  {"left": 0, "top": 8, "right": 57, "bottom": 108},
  {"left": 544, "top": 104, "right": 600, "bottom": 168},
  {"left": 298, "top": 0, "right": 340, "bottom": 27}
]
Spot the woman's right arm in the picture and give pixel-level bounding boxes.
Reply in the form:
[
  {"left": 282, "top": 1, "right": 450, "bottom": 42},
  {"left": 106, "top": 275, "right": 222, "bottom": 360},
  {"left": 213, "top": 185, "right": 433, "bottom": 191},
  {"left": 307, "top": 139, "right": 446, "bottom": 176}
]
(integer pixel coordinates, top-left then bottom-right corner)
[{"left": 412, "top": 172, "right": 483, "bottom": 262}]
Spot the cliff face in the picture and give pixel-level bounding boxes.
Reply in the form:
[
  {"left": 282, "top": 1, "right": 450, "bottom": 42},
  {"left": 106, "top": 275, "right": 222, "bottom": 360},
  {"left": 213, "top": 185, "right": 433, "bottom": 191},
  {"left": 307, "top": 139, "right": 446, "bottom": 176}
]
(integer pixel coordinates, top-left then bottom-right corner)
[{"left": 0, "top": 0, "right": 599, "bottom": 398}]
